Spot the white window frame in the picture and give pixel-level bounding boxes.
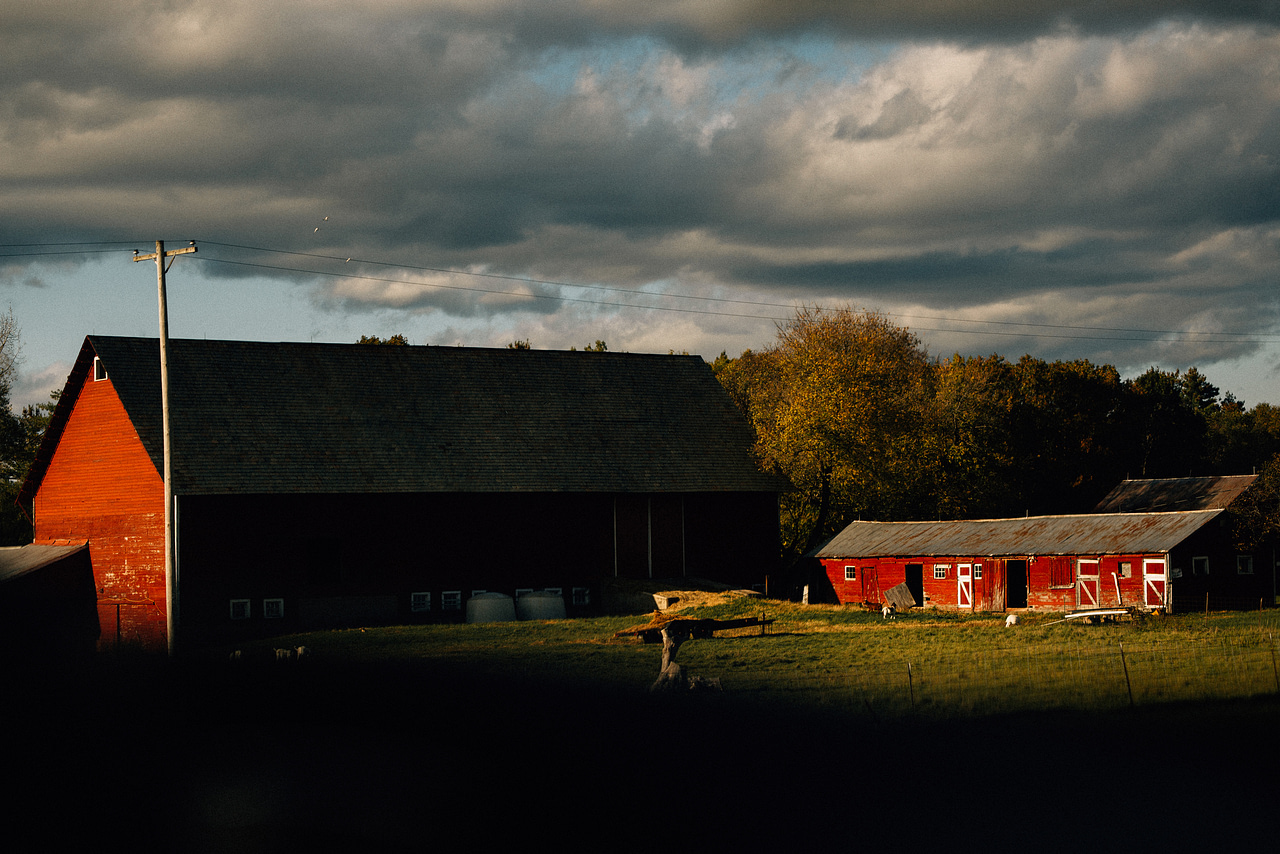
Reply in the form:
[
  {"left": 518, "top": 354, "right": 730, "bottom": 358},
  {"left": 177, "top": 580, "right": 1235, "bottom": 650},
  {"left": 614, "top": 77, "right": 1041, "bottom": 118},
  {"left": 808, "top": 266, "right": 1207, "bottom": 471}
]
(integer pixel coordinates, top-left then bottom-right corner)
[
  {"left": 229, "top": 599, "right": 250, "bottom": 620},
  {"left": 544, "top": 587, "right": 563, "bottom": 596},
  {"left": 410, "top": 591, "right": 431, "bottom": 613},
  {"left": 515, "top": 588, "right": 535, "bottom": 598},
  {"left": 572, "top": 587, "right": 590, "bottom": 606},
  {"left": 974, "top": 563, "right": 983, "bottom": 580},
  {"left": 441, "top": 590, "right": 462, "bottom": 611},
  {"left": 1192, "top": 556, "right": 1209, "bottom": 576},
  {"left": 933, "top": 564, "right": 950, "bottom": 580},
  {"left": 1237, "top": 555, "right": 1254, "bottom": 575},
  {"left": 262, "top": 598, "right": 284, "bottom": 619},
  {"left": 844, "top": 565, "right": 857, "bottom": 581},
  {"left": 93, "top": 356, "right": 108, "bottom": 381}
]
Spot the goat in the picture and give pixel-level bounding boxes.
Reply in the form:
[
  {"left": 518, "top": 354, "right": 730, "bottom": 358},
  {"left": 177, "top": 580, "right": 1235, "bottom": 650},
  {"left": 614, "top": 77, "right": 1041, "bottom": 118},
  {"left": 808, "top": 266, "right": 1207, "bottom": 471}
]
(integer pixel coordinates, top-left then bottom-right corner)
[
  {"left": 882, "top": 603, "right": 897, "bottom": 620},
  {"left": 1005, "top": 614, "right": 1019, "bottom": 627}
]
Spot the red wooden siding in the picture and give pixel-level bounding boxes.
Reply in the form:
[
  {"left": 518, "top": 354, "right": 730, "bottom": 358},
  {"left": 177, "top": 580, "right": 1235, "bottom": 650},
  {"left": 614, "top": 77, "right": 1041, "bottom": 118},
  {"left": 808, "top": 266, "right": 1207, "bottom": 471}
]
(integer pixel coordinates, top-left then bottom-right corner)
[
  {"left": 33, "top": 376, "right": 166, "bottom": 649},
  {"left": 822, "top": 553, "right": 1169, "bottom": 612}
]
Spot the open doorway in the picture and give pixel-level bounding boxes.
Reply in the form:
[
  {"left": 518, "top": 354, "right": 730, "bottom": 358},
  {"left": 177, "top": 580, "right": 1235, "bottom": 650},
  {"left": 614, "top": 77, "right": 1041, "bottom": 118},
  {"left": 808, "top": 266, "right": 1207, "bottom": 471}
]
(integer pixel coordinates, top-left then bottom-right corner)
[
  {"left": 905, "top": 563, "right": 924, "bottom": 607},
  {"left": 1006, "top": 559, "right": 1028, "bottom": 608}
]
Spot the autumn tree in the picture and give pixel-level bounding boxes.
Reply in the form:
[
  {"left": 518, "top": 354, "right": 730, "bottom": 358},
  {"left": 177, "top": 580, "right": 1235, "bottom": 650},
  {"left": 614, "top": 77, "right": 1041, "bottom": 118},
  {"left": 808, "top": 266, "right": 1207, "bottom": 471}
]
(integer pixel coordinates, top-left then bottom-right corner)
[
  {"left": 1007, "top": 356, "right": 1129, "bottom": 513},
  {"left": 570, "top": 340, "right": 608, "bottom": 352},
  {"left": 357, "top": 334, "right": 409, "bottom": 345},
  {"left": 1121, "top": 367, "right": 1211, "bottom": 477},
  {"left": 927, "top": 354, "right": 1021, "bottom": 518},
  {"left": 719, "top": 306, "right": 933, "bottom": 560},
  {"left": 1230, "top": 452, "right": 1280, "bottom": 551}
]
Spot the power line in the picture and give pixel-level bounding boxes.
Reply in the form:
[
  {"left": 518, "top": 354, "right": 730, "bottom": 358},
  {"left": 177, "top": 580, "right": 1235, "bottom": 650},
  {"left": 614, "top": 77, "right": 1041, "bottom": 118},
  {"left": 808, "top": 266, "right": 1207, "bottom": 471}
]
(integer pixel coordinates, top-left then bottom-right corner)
[
  {"left": 8, "top": 239, "right": 1280, "bottom": 345},
  {"left": 0, "top": 249, "right": 135, "bottom": 258},
  {"left": 195, "top": 241, "right": 1280, "bottom": 345},
  {"left": 198, "top": 255, "right": 790, "bottom": 323}
]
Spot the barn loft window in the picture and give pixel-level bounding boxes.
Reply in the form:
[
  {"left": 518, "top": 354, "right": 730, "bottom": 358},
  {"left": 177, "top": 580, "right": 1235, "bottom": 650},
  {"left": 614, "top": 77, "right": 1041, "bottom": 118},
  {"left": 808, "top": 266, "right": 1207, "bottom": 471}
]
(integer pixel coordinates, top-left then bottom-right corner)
[
  {"left": 93, "top": 356, "right": 108, "bottom": 381},
  {"left": 229, "top": 599, "right": 250, "bottom": 620},
  {"left": 1237, "top": 555, "right": 1254, "bottom": 575},
  {"left": 442, "top": 590, "right": 462, "bottom": 611},
  {"left": 974, "top": 564, "right": 983, "bottom": 579},
  {"left": 933, "top": 564, "right": 949, "bottom": 579},
  {"left": 1192, "top": 556, "right": 1209, "bottom": 576},
  {"left": 410, "top": 592, "right": 431, "bottom": 613},
  {"left": 844, "top": 565, "right": 856, "bottom": 581},
  {"left": 572, "top": 587, "right": 591, "bottom": 606},
  {"left": 263, "top": 598, "right": 284, "bottom": 619}
]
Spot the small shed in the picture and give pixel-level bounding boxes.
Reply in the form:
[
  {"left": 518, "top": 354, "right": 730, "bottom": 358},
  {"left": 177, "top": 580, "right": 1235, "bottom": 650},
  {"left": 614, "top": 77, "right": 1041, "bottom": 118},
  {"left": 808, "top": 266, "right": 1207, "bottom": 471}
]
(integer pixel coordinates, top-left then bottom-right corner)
[
  {"left": 0, "top": 543, "right": 98, "bottom": 660},
  {"left": 815, "top": 503, "right": 1272, "bottom": 613}
]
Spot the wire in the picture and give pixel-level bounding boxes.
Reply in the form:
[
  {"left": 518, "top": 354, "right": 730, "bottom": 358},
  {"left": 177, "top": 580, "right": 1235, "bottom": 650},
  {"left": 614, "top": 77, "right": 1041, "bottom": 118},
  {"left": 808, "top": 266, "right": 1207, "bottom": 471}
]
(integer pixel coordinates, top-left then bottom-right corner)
[
  {"left": 198, "top": 256, "right": 790, "bottom": 323},
  {"left": 198, "top": 240, "right": 795, "bottom": 312},
  {"left": 195, "top": 242, "right": 1280, "bottom": 345},
  {"left": 8, "top": 239, "right": 1280, "bottom": 344},
  {"left": 0, "top": 248, "right": 134, "bottom": 258}
]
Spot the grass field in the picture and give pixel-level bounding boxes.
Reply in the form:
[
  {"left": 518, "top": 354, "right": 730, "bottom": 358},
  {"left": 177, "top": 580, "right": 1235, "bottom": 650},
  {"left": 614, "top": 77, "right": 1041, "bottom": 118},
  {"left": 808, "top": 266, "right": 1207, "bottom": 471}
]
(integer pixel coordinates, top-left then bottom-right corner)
[
  {"left": 13, "top": 599, "right": 1279, "bottom": 850},
  {"left": 211, "top": 596, "right": 1280, "bottom": 719}
]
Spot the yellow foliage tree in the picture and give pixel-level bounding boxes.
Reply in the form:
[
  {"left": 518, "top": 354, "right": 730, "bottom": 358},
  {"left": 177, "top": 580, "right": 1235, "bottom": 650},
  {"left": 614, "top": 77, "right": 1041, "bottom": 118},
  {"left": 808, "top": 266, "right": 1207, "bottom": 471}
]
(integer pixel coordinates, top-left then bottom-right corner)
[{"left": 720, "top": 306, "right": 933, "bottom": 558}]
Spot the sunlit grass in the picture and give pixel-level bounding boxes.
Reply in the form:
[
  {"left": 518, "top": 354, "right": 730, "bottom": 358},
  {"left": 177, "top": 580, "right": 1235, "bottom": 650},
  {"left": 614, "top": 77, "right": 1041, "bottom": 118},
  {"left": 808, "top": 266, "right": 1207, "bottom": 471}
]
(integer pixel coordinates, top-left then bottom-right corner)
[{"left": 215, "top": 600, "right": 1280, "bottom": 720}]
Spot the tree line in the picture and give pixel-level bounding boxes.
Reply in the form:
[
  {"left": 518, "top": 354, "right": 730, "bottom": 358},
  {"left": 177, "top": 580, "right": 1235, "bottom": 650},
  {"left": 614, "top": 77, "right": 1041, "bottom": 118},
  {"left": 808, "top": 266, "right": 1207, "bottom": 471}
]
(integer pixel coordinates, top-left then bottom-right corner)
[
  {"left": 5, "top": 315, "right": 1279, "bottom": 555},
  {"left": 713, "top": 307, "right": 1280, "bottom": 564}
]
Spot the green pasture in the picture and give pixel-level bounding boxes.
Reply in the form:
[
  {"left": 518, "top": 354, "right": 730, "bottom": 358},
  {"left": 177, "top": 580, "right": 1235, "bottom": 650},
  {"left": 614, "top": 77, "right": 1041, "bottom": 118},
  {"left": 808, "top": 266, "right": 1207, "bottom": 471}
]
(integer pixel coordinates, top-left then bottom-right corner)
[{"left": 214, "top": 599, "right": 1280, "bottom": 721}]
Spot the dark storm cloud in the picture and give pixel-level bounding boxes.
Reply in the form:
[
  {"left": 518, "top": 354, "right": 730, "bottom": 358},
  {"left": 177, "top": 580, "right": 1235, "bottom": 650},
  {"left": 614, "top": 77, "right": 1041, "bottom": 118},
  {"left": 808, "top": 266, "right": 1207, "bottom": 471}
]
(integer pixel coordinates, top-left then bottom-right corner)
[{"left": 1, "top": 2, "right": 1278, "bottom": 380}]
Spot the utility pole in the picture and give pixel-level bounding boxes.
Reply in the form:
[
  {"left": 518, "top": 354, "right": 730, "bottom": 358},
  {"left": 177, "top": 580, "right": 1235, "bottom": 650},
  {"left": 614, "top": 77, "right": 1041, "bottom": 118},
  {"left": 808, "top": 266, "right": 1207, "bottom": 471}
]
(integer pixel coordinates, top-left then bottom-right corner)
[{"left": 133, "top": 240, "right": 196, "bottom": 656}]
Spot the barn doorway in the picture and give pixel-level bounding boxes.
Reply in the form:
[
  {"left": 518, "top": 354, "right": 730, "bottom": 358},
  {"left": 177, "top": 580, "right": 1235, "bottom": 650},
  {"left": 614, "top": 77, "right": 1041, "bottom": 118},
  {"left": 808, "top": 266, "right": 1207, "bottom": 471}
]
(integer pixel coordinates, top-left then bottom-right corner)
[
  {"left": 1006, "top": 559, "right": 1028, "bottom": 608},
  {"left": 905, "top": 564, "right": 924, "bottom": 607}
]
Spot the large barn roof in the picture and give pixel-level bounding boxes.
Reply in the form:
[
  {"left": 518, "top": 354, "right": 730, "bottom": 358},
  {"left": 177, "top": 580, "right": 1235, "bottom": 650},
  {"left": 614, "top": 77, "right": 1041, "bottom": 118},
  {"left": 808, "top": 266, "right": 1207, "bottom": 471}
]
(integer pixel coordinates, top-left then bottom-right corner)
[
  {"left": 814, "top": 510, "right": 1222, "bottom": 559},
  {"left": 24, "top": 336, "right": 783, "bottom": 497},
  {"left": 1092, "top": 475, "right": 1255, "bottom": 513}
]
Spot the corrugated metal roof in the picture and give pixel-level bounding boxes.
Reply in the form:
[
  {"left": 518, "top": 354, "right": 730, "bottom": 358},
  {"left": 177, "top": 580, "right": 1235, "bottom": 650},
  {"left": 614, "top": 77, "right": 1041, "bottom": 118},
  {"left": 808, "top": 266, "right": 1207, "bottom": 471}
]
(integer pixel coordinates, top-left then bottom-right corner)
[
  {"left": 1093, "top": 475, "right": 1255, "bottom": 513},
  {"left": 814, "top": 510, "right": 1222, "bottom": 559},
  {"left": 24, "top": 337, "right": 785, "bottom": 498},
  {"left": 0, "top": 543, "right": 89, "bottom": 584}
]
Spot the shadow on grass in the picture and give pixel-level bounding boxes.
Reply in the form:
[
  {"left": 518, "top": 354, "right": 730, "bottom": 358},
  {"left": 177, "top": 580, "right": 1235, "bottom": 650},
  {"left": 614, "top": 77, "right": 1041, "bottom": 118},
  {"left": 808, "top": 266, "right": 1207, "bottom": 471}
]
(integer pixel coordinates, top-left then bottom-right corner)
[{"left": 7, "top": 649, "right": 1276, "bottom": 851}]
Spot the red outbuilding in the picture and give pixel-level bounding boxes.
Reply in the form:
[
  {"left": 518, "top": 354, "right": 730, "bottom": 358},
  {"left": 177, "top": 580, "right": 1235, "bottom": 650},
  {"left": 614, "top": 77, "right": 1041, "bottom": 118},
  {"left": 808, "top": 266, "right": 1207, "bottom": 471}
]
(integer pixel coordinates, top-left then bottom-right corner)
[
  {"left": 19, "top": 336, "right": 784, "bottom": 651},
  {"left": 816, "top": 476, "right": 1275, "bottom": 614}
]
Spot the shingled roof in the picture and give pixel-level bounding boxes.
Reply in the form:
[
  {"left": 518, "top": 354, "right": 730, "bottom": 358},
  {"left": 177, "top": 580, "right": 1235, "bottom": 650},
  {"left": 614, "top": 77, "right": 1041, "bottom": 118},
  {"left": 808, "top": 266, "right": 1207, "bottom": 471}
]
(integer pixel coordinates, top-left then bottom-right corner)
[
  {"left": 24, "top": 336, "right": 783, "bottom": 497},
  {"left": 1092, "top": 475, "right": 1256, "bottom": 513}
]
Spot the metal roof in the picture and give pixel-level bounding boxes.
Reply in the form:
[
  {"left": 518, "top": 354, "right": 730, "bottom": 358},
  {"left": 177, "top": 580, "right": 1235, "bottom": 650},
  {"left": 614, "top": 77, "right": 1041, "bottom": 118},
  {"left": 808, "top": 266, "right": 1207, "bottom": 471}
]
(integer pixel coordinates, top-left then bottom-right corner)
[
  {"left": 814, "top": 510, "right": 1222, "bottom": 559},
  {"left": 0, "top": 543, "right": 89, "bottom": 585},
  {"left": 1093, "top": 475, "right": 1255, "bottom": 513},
  {"left": 23, "top": 336, "right": 785, "bottom": 498}
]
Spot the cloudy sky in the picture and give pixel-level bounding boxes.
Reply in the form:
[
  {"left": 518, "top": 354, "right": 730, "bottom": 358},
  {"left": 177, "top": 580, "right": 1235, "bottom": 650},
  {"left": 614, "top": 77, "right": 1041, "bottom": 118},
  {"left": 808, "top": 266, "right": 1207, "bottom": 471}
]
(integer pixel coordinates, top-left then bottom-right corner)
[{"left": 2, "top": 1, "right": 1278, "bottom": 408}]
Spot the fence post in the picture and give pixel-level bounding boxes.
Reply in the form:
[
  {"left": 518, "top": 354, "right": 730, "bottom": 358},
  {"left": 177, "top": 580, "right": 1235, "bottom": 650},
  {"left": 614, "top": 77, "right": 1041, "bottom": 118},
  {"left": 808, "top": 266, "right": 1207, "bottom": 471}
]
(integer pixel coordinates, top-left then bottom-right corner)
[
  {"left": 1119, "top": 641, "right": 1134, "bottom": 708},
  {"left": 1270, "top": 633, "right": 1279, "bottom": 694},
  {"left": 907, "top": 661, "right": 915, "bottom": 710}
]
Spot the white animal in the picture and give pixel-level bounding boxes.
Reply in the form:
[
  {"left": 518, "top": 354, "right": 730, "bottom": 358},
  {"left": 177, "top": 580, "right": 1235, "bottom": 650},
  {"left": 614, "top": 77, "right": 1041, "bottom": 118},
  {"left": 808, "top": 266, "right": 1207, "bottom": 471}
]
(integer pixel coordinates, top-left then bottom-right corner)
[
  {"left": 1005, "top": 614, "right": 1019, "bottom": 627},
  {"left": 882, "top": 603, "right": 897, "bottom": 620}
]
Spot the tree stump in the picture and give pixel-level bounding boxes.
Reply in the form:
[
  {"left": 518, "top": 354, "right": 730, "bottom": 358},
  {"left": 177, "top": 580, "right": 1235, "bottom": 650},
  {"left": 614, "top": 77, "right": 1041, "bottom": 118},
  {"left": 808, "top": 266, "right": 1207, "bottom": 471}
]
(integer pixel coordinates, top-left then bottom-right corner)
[{"left": 649, "top": 625, "right": 690, "bottom": 693}]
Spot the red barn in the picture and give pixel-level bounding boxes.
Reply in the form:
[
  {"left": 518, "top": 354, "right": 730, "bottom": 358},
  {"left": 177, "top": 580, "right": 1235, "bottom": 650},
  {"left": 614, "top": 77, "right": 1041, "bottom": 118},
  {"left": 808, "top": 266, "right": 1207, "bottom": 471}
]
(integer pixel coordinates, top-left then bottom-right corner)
[
  {"left": 19, "top": 337, "right": 783, "bottom": 650},
  {"left": 816, "top": 477, "right": 1275, "bottom": 613}
]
